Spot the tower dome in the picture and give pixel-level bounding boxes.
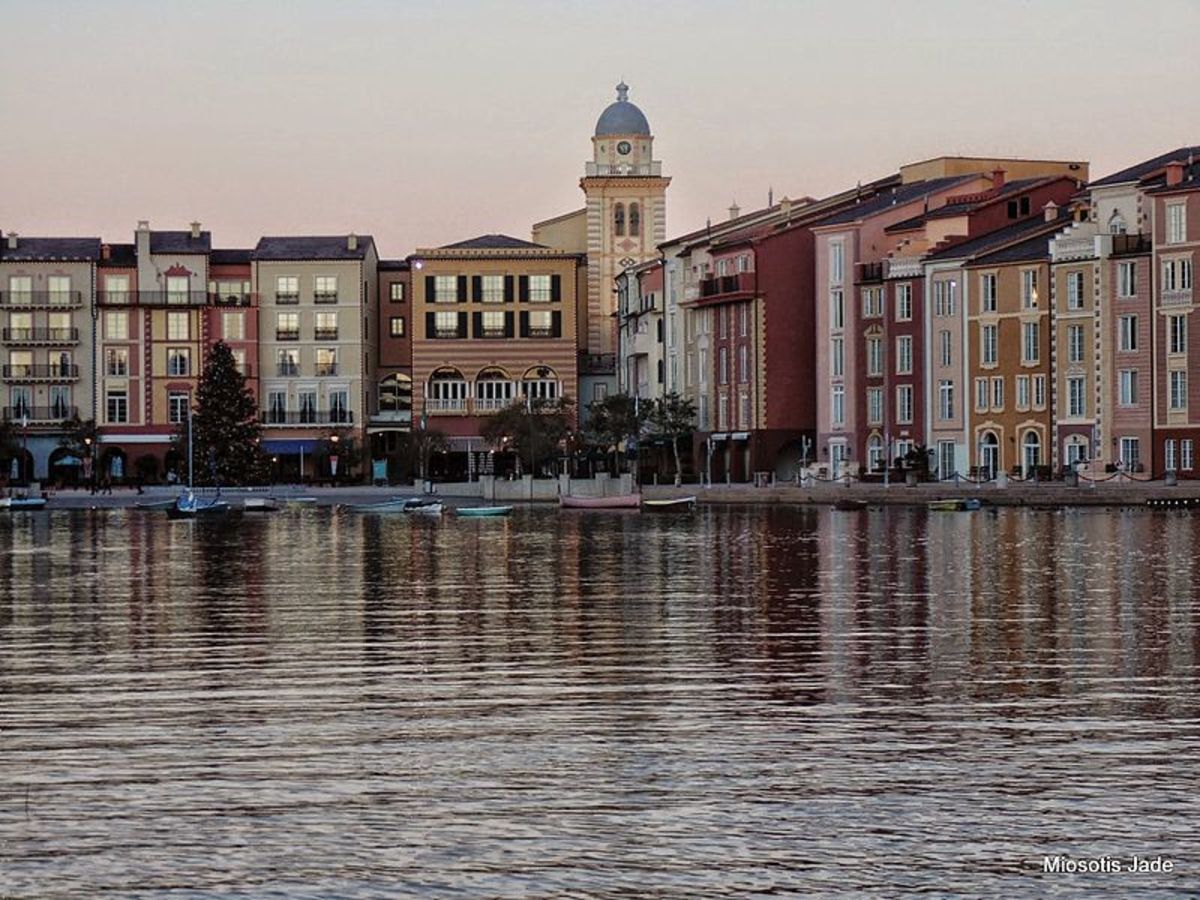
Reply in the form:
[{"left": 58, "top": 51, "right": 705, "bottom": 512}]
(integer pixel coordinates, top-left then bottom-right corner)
[{"left": 594, "top": 81, "right": 651, "bottom": 136}]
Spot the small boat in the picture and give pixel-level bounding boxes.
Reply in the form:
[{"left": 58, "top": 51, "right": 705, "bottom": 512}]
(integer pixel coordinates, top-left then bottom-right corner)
[
  {"left": 404, "top": 499, "right": 444, "bottom": 515},
  {"left": 928, "top": 498, "right": 982, "bottom": 511},
  {"left": 643, "top": 496, "right": 696, "bottom": 510},
  {"left": 832, "top": 498, "right": 868, "bottom": 511},
  {"left": 0, "top": 496, "right": 47, "bottom": 511},
  {"left": 243, "top": 497, "right": 279, "bottom": 512},
  {"left": 166, "top": 491, "right": 233, "bottom": 520},
  {"left": 347, "top": 498, "right": 412, "bottom": 513},
  {"left": 559, "top": 494, "right": 642, "bottom": 509},
  {"left": 456, "top": 505, "right": 513, "bottom": 517},
  {"left": 135, "top": 498, "right": 177, "bottom": 510}
]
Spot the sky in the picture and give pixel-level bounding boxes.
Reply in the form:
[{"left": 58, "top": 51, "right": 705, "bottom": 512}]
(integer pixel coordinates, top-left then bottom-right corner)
[{"left": 3, "top": 0, "right": 1199, "bottom": 257}]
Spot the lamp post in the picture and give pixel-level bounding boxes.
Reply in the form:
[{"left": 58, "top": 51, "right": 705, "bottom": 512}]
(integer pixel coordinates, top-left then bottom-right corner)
[
  {"left": 20, "top": 413, "right": 28, "bottom": 486},
  {"left": 329, "top": 433, "right": 340, "bottom": 484},
  {"left": 83, "top": 435, "right": 93, "bottom": 493}
]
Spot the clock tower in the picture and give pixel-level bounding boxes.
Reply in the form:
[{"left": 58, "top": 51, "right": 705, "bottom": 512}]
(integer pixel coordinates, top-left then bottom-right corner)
[{"left": 580, "top": 82, "right": 670, "bottom": 360}]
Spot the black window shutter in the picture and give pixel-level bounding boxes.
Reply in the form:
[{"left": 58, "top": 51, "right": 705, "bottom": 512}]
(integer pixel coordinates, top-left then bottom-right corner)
[
  {"left": 550, "top": 275, "right": 561, "bottom": 302},
  {"left": 425, "top": 311, "right": 436, "bottom": 338},
  {"left": 457, "top": 311, "right": 468, "bottom": 337},
  {"left": 504, "top": 311, "right": 514, "bottom": 338},
  {"left": 657, "top": 319, "right": 664, "bottom": 342},
  {"left": 425, "top": 275, "right": 436, "bottom": 300},
  {"left": 472, "top": 311, "right": 482, "bottom": 338},
  {"left": 457, "top": 275, "right": 468, "bottom": 302},
  {"left": 504, "top": 276, "right": 515, "bottom": 302},
  {"left": 551, "top": 310, "right": 562, "bottom": 338},
  {"left": 472, "top": 276, "right": 482, "bottom": 302},
  {"left": 519, "top": 310, "right": 529, "bottom": 338},
  {"left": 657, "top": 359, "right": 664, "bottom": 384},
  {"left": 519, "top": 276, "right": 529, "bottom": 302}
]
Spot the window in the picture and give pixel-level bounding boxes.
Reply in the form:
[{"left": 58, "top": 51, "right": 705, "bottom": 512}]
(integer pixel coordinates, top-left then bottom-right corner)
[
  {"left": 896, "top": 385, "right": 913, "bottom": 424},
  {"left": 830, "top": 290, "right": 844, "bottom": 329},
  {"left": 276, "top": 348, "right": 299, "bottom": 376},
  {"left": 981, "top": 324, "right": 998, "bottom": 366},
  {"left": 314, "top": 276, "right": 338, "bottom": 303},
  {"left": 106, "top": 389, "right": 127, "bottom": 424},
  {"left": 737, "top": 255, "right": 749, "bottom": 273},
  {"left": 614, "top": 203, "right": 626, "bottom": 236},
  {"left": 1169, "top": 315, "right": 1187, "bottom": 354},
  {"left": 1016, "top": 375, "right": 1030, "bottom": 409},
  {"left": 316, "top": 348, "right": 337, "bottom": 377},
  {"left": 528, "top": 275, "right": 553, "bottom": 302},
  {"left": 975, "top": 377, "right": 988, "bottom": 412},
  {"left": 315, "top": 311, "right": 338, "bottom": 340},
  {"left": 481, "top": 275, "right": 505, "bottom": 303},
  {"left": 480, "top": 310, "right": 506, "bottom": 337},
  {"left": 938, "top": 441, "right": 956, "bottom": 479},
  {"left": 1170, "top": 371, "right": 1188, "bottom": 410},
  {"left": 1165, "top": 439, "right": 1178, "bottom": 472},
  {"left": 1067, "top": 324, "right": 1084, "bottom": 363},
  {"left": 265, "top": 391, "right": 287, "bottom": 423},
  {"left": 980, "top": 274, "right": 997, "bottom": 313},
  {"left": 1033, "top": 375, "right": 1046, "bottom": 408},
  {"left": 328, "top": 389, "right": 350, "bottom": 423},
  {"left": 867, "top": 337, "right": 883, "bottom": 376},
  {"left": 49, "top": 385, "right": 70, "bottom": 419},
  {"left": 629, "top": 203, "right": 641, "bottom": 237},
  {"left": 719, "top": 347, "right": 728, "bottom": 384},
  {"left": 168, "top": 392, "right": 189, "bottom": 424},
  {"left": 1167, "top": 203, "right": 1186, "bottom": 244},
  {"left": 527, "top": 309, "right": 552, "bottom": 335},
  {"left": 1184, "top": 439, "right": 1195, "bottom": 471},
  {"left": 1021, "top": 270, "right": 1038, "bottom": 308},
  {"left": 8, "top": 276, "right": 32, "bottom": 304},
  {"left": 298, "top": 390, "right": 318, "bottom": 423},
  {"left": 1118, "top": 315, "right": 1137, "bottom": 351},
  {"left": 45, "top": 276, "right": 71, "bottom": 305},
  {"left": 895, "top": 283, "right": 912, "bottom": 321},
  {"left": 434, "top": 275, "right": 458, "bottom": 303},
  {"left": 167, "top": 312, "right": 189, "bottom": 340},
  {"left": 896, "top": 336, "right": 912, "bottom": 374},
  {"left": 830, "top": 337, "right": 844, "bottom": 377},
  {"left": 1162, "top": 257, "right": 1194, "bottom": 292},
  {"left": 1119, "top": 437, "right": 1140, "bottom": 469},
  {"left": 830, "top": 242, "right": 844, "bottom": 284},
  {"left": 1119, "top": 370, "right": 1138, "bottom": 406},
  {"left": 105, "top": 311, "right": 127, "bottom": 340},
  {"left": 939, "top": 330, "right": 951, "bottom": 367},
  {"left": 231, "top": 349, "right": 246, "bottom": 373},
  {"left": 938, "top": 380, "right": 954, "bottom": 420},
  {"left": 739, "top": 303, "right": 748, "bottom": 336},
  {"left": 223, "top": 311, "right": 243, "bottom": 341},
  {"left": 863, "top": 288, "right": 882, "bottom": 318},
  {"left": 991, "top": 376, "right": 1004, "bottom": 410},
  {"left": 389, "top": 317, "right": 405, "bottom": 337},
  {"left": 167, "top": 347, "right": 190, "bottom": 376},
  {"left": 1118, "top": 262, "right": 1136, "bottom": 298},
  {"left": 432, "top": 310, "right": 459, "bottom": 338},
  {"left": 831, "top": 384, "right": 845, "bottom": 426},
  {"left": 1022, "top": 322, "right": 1039, "bottom": 363},
  {"left": 1067, "top": 271, "right": 1085, "bottom": 309},
  {"left": 390, "top": 282, "right": 405, "bottom": 302},
  {"left": 276, "top": 312, "right": 299, "bottom": 340},
  {"left": 719, "top": 309, "right": 727, "bottom": 338},
  {"left": 738, "top": 345, "right": 748, "bottom": 383},
  {"left": 106, "top": 348, "right": 128, "bottom": 376},
  {"left": 934, "top": 280, "right": 956, "bottom": 316},
  {"left": 104, "top": 275, "right": 129, "bottom": 303},
  {"left": 1067, "top": 376, "right": 1086, "bottom": 417},
  {"left": 276, "top": 276, "right": 299, "bottom": 303},
  {"left": 867, "top": 388, "right": 883, "bottom": 425},
  {"left": 166, "top": 276, "right": 189, "bottom": 304}
]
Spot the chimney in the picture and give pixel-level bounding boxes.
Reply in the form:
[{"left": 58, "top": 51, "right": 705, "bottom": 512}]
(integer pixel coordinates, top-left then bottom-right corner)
[
  {"left": 728, "top": 201, "right": 741, "bottom": 221},
  {"left": 992, "top": 168, "right": 1006, "bottom": 190},
  {"left": 780, "top": 196, "right": 792, "bottom": 219},
  {"left": 101, "top": 243, "right": 112, "bottom": 261},
  {"left": 136, "top": 220, "right": 151, "bottom": 260},
  {"left": 6, "top": 232, "right": 17, "bottom": 250},
  {"left": 347, "top": 233, "right": 358, "bottom": 251},
  {"left": 1166, "top": 161, "right": 1185, "bottom": 186},
  {"left": 190, "top": 220, "right": 202, "bottom": 239},
  {"left": 1043, "top": 200, "right": 1059, "bottom": 223}
]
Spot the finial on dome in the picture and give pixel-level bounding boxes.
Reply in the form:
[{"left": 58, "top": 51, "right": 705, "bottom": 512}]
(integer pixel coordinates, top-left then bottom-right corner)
[{"left": 616, "top": 81, "right": 629, "bottom": 102}]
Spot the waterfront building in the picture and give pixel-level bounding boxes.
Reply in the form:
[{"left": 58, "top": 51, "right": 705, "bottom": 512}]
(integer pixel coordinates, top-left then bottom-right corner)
[
  {"left": 254, "top": 234, "right": 379, "bottom": 481},
  {"left": 408, "top": 234, "right": 583, "bottom": 479},
  {"left": 533, "top": 82, "right": 670, "bottom": 406},
  {"left": 371, "top": 259, "right": 413, "bottom": 478},
  {"left": 206, "top": 248, "right": 258, "bottom": 397},
  {"left": 0, "top": 231, "right": 100, "bottom": 482},
  {"left": 615, "top": 258, "right": 665, "bottom": 401}
]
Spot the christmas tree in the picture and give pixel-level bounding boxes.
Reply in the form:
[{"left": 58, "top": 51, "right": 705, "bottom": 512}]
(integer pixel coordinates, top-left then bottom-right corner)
[{"left": 173, "top": 341, "right": 264, "bottom": 485}]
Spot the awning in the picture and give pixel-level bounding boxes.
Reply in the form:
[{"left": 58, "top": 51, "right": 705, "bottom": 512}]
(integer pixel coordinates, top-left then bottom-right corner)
[
  {"left": 262, "top": 439, "right": 320, "bottom": 454},
  {"left": 731, "top": 432, "right": 750, "bottom": 441},
  {"left": 709, "top": 433, "right": 729, "bottom": 442}
]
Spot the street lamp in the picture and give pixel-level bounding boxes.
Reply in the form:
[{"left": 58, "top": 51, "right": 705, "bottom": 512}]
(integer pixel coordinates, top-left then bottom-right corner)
[
  {"left": 20, "top": 413, "right": 28, "bottom": 486},
  {"left": 329, "top": 433, "right": 340, "bottom": 483},
  {"left": 83, "top": 435, "right": 93, "bottom": 492}
]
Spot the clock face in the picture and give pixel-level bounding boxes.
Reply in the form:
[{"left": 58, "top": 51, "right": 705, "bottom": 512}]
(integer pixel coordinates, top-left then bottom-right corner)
[{"left": 617, "top": 141, "right": 631, "bottom": 156}]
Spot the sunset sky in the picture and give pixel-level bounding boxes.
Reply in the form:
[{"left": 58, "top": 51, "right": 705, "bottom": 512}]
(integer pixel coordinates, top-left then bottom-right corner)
[{"left": 3, "top": 0, "right": 1198, "bottom": 256}]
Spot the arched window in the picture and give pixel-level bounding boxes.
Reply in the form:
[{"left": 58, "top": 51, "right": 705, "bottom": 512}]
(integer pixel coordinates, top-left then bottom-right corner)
[
  {"left": 521, "top": 365, "right": 560, "bottom": 403},
  {"left": 614, "top": 203, "right": 626, "bottom": 237},
  {"left": 428, "top": 368, "right": 467, "bottom": 412},
  {"left": 867, "top": 434, "right": 884, "bottom": 472},
  {"left": 474, "top": 367, "right": 515, "bottom": 411},
  {"left": 979, "top": 431, "right": 1000, "bottom": 480},
  {"left": 1022, "top": 430, "right": 1041, "bottom": 477},
  {"left": 378, "top": 373, "right": 412, "bottom": 414},
  {"left": 629, "top": 202, "right": 641, "bottom": 237},
  {"left": 1108, "top": 211, "right": 1127, "bottom": 235}
]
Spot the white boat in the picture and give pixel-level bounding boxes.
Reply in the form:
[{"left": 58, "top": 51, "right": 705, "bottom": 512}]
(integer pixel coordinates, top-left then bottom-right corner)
[
  {"left": 243, "top": 497, "right": 279, "bottom": 512},
  {"left": 0, "top": 496, "right": 47, "bottom": 511},
  {"left": 166, "top": 491, "right": 233, "bottom": 520},
  {"left": 643, "top": 496, "right": 696, "bottom": 510}
]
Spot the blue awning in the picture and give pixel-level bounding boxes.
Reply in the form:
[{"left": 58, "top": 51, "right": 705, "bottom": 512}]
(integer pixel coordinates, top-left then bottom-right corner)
[{"left": 262, "top": 439, "right": 320, "bottom": 454}]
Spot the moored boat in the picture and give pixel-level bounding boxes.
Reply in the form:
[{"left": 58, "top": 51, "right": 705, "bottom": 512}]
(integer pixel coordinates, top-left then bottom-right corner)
[
  {"left": 282, "top": 496, "right": 319, "bottom": 508},
  {"left": 559, "top": 494, "right": 642, "bottom": 509},
  {"left": 0, "top": 496, "right": 48, "bottom": 511},
  {"left": 166, "top": 492, "right": 233, "bottom": 520},
  {"left": 135, "top": 498, "right": 177, "bottom": 510},
  {"left": 928, "top": 498, "right": 981, "bottom": 511},
  {"left": 642, "top": 496, "right": 696, "bottom": 510},
  {"left": 456, "top": 505, "right": 513, "bottom": 517},
  {"left": 832, "top": 498, "right": 868, "bottom": 511},
  {"left": 243, "top": 497, "right": 279, "bottom": 512}
]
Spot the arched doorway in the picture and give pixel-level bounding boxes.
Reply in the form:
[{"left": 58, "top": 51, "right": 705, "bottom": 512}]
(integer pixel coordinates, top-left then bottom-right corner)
[
  {"left": 48, "top": 447, "right": 83, "bottom": 487},
  {"left": 979, "top": 431, "right": 999, "bottom": 480},
  {"left": 1063, "top": 435, "right": 1088, "bottom": 470},
  {"left": 100, "top": 447, "right": 127, "bottom": 484},
  {"left": 867, "top": 434, "right": 885, "bottom": 473},
  {"left": 1022, "top": 431, "right": 1041, "bottom": 478}
]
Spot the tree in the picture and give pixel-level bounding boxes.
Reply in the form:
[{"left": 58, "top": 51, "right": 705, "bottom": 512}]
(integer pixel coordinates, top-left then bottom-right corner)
[
  {"left": 58, "top": 414, "right": 98, "bottom": 459},
  {"left": 0, "top": 416, "right": 18, "bottom": 480},
  {"left": 408, "top": 417, "right": 447, "bottom": 482},
  {"left": 584, "top": 393, "right": 648, "bottom": 474},
  {"left": 173, "top": 341, "right": 264, "bottom": 485},
  {"left": 322, "top": 426, "right": 362, "bottom": 482},
  {"left": 648, "top": 392, "right": 696, "bottom": 485},
  {"left": 481, "top": 397, "right": 575, "bottom": 476}
]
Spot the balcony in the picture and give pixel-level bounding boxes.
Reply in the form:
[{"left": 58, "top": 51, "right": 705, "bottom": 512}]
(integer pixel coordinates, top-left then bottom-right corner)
[
  {"left": 697, "top": 272, "right": 755, "bottom": 301},
  {"left": 2, "top": 327, "right": 79, "bottom": 345},
  {"left": 433, "top": 327, "right": 465, "bottom": 339},
  {"left": 886, "top": 256, "right": 923, "bottom": 279},
  {"left": 98, "top": 291, "right": 207, "bottom": 307},
  {"left": 474, "top": 397, "right": 512, "bottom": 412},
  {"left": 2, "top": 364, "right": 80, "bottom": 381},
  {"left": 580, "top": 352, "right": 616, "bottom": 375},
  {"left": 856, "top": 262, "right": 884, "bottom": 283},
  {"left": 313, "top": 328, "right": 339, "bottom": 340},
  {"left": 584, "top": 161, "right": 663, "bottom": 177},
  {"left": 370, "top": 409, "right": 412, "bottom": 425},
  {"left": 426, "top": 398, "right": 467, "bottom": 413},
  {"left": 276, "top": 329, "right": 300, "bottom": 341},
  {"left": 313, "top": 292, "right": 339, "bottom": 304},
  {"left": 0, "top": 291, "right": 83, "bottom": 309},
  {"left": 276, "top": 363, "right": 299, "bottom": 377},
  {"left": 1112, "top": 233, "right": 1152, "bottom": 256},
  {"left": 275, "top": 293, "right": 300, "bottom": 305},
  {"left": 315, "top": 364, "right": 338, "bottom": 377},
  {"left": 260, "top": 410, "right": 354, "bottom": 426},
  {"left": 2, "top": 405, "right": 78, "bottom": 423},
  {"left": 527, "top": 325, "right": 555, "bottom": 338},
  {"left": 1161, "top": 288, "right": 1193, "bottom": 307},
  {"left": 209, "top": 293, "right": 256, "bottom": 308}
]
